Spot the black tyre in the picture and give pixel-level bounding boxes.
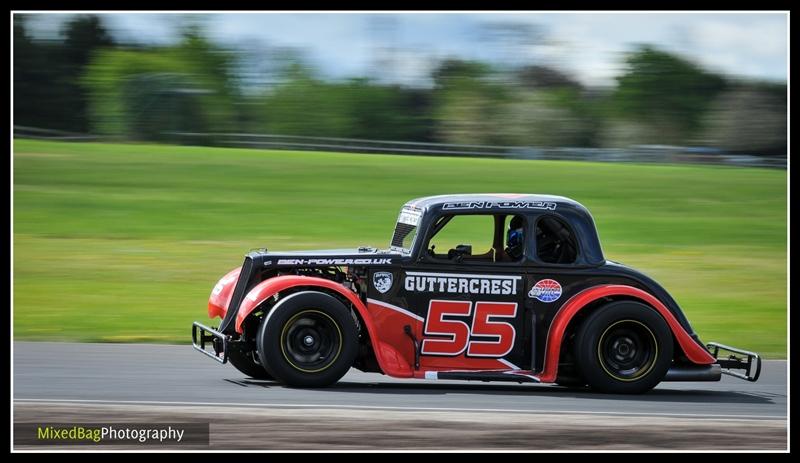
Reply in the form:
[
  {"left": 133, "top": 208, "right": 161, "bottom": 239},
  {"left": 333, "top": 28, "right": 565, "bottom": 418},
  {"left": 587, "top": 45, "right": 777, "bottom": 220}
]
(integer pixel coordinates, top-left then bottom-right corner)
[
  {"left": 555, "top": 377, "right": 587, "bottom": 388},
  {"left": 555, "top": 362, "right": 587, "bottom": 388},
  {"left": 257, "top": 291, "right": 358, "bottom": 387},
  {"left": 227, "top": 343, "right": 273, "bottom": 380},
  {"left": 574, "top": 301, "right": 673, "bottom": 394}
]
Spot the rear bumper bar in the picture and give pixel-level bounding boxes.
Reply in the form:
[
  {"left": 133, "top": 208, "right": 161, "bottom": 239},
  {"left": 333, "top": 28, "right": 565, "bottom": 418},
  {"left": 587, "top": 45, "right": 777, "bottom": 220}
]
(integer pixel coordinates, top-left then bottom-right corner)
[
  {"left": 707, "top": 342, "right": 761, "bottom": 382},
  {"left": 191, "top": 321, "right": 229, "bottom": 364}
]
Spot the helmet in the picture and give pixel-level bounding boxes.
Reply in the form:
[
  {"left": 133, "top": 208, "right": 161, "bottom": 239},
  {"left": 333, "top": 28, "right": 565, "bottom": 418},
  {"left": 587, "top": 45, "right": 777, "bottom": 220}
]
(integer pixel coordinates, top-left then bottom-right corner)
[{"left": 506, "top": 216, "right": 524, "bottom": 257}]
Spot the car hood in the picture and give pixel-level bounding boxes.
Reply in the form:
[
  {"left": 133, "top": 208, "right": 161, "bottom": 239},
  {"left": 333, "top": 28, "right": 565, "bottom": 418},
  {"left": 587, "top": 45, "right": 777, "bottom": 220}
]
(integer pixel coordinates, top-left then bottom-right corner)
[{"left": 249, "top": 247, "right": 402, "bottom": 267}]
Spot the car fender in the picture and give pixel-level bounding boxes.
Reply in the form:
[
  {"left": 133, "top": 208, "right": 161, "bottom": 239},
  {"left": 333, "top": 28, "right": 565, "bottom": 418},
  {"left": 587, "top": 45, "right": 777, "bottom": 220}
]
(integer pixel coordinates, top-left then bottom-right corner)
[
  {"left": 235, "top": 275, "right": 414, "bottom": 378},
  {"left": 539, "top": 284, "right": 715, "bottom": 383},
  {"left": 208, "top": 267, "right": 242, "bottom": 319}
]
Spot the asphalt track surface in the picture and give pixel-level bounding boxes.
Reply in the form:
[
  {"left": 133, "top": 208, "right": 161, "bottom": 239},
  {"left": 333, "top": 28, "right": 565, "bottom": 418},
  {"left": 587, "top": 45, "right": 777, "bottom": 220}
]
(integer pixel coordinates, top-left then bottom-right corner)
[{"left": 13, "top": 342, "right": 788, "bottom": 450}]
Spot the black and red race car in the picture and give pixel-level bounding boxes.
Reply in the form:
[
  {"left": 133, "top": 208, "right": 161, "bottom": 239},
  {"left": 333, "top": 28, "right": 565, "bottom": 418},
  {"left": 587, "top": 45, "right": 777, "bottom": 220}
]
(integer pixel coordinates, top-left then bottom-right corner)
[{"left": 193, "top": 194, "right": 761, "bottom": 393}]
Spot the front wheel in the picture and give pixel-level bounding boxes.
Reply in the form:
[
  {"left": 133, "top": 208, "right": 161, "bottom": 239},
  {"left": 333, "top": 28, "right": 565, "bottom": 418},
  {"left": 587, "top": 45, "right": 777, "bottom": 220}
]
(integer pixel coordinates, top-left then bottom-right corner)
[
  {"left": 574, "top": 301, "right": 673, "bottom": 394},
  {"left": 257, "top": 291, "right": 358, "bottom": 387},
  {"left": 227, "top": 343, "right": 273, "bottom": 380}
]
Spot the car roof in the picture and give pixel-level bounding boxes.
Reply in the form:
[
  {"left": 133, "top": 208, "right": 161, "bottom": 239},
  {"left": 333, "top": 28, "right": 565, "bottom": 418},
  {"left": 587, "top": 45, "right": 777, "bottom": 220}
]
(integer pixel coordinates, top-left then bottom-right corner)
[{"left": 403, "top": 193, "right": 586, "bottom": 212}]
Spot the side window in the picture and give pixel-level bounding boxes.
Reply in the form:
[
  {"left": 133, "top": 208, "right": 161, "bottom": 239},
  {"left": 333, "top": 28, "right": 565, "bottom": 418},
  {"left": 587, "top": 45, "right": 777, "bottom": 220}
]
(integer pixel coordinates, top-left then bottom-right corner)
[
  {"left": 535, "top": 215, "right": 578, "bottom": 264},
  {"left": 426, "top": 214, "right": 495, "bottom": 263}
]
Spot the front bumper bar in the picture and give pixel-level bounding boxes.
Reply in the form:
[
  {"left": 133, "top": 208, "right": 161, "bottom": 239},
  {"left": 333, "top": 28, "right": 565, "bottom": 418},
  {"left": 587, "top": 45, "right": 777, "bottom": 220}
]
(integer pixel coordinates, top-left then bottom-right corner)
[
  {"left": 192, "top": 321, "right": 229, "bottom": 364},
  {"left": 707, "top": 342, "right": 761, "bottom": 382}
]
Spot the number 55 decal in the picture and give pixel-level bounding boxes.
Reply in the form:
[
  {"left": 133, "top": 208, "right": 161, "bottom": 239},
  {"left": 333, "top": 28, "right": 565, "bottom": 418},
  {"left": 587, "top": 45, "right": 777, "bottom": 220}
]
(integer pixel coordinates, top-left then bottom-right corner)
[{"left": 420, "top": 299, "right": 517, "bottom": 358}]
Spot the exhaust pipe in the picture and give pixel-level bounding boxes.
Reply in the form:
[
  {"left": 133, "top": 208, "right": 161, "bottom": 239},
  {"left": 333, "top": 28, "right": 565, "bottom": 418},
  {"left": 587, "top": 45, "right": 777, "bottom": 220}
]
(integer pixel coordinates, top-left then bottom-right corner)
[{"left": 663, "top": 364, "right": 721, "bottom": 382}]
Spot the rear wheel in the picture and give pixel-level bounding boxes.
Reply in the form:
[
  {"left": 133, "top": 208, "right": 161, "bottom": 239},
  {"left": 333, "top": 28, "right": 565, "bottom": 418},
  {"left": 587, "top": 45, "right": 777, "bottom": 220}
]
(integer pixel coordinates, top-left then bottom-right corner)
[
  {"left": 574, "top": 301, "right": 672, "bottom": 394},
  {"left": 227, "top": 343, "right": 273, "bottom": 380},
  {"left": 257, "top": 291, "right": 358, "bottom": 387}
]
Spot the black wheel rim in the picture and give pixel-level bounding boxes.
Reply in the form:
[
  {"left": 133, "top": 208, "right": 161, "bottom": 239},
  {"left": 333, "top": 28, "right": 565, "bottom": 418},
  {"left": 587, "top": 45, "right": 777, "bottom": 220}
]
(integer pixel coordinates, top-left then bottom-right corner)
[
  {"left": 597, "top": 319, "right": 658, "bottom": 382},
  {"left": 280, "top": 310, "right": 342, "bottom": 373}
]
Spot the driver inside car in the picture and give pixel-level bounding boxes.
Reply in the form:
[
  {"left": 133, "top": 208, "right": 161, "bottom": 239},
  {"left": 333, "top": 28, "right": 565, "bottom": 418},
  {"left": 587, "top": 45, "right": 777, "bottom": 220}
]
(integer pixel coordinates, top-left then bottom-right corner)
[{"left": 505, "top": 215, "right": 525, "bottom": 261}]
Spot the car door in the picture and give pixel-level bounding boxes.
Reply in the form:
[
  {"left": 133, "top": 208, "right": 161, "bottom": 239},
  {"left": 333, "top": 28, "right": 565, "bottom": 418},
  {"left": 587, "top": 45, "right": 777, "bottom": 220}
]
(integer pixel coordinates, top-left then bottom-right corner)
[{"left": 396, "top": 213, "right": 529, "bottom": 372}]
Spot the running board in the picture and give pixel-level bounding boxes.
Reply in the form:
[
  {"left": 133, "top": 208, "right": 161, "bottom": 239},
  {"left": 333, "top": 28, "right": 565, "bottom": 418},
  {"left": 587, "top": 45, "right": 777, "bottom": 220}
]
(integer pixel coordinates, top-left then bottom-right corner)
[
  {"left": 663, "top": 364, "right": 721, "bottom": 381},
  {"left": 424, "top": 370, "right": 540, "bottom": 383}
]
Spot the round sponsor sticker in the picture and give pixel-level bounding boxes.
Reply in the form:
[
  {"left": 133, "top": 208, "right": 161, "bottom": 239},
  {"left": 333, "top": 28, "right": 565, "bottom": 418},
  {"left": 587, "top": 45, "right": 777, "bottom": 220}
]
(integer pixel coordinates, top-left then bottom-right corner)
[{"left": 528, "top": 279, "right": 562, "bottom": 303}]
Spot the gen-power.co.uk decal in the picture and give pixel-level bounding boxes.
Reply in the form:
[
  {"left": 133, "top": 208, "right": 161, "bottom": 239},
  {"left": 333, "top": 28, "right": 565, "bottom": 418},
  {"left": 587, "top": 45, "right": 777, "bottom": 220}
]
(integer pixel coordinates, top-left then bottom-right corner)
[{"left": 528, "top": 279, "right": 562, "bottom": 303}]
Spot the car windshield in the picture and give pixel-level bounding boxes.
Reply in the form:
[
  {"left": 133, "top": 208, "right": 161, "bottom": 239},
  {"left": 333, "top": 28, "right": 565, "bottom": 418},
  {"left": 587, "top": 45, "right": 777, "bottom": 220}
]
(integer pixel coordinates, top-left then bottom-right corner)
[{"left": 389, "top": 207, "right": 422, "bottom": 254}]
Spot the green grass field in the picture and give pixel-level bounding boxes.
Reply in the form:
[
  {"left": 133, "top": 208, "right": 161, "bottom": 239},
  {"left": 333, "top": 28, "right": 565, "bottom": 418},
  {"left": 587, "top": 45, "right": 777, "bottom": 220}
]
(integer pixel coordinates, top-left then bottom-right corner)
[{"left": 13, "top": 139, "right": 787, "bottom": 357}]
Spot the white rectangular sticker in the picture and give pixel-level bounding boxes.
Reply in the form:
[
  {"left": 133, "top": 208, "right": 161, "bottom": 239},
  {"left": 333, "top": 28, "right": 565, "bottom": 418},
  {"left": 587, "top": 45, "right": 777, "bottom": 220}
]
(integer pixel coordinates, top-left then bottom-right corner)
[
  {"left": 404, "top": 271, "right": 521, "bottom": 296},
  {"left": 398, "top": 208, "right": 421, "bottom": 226}
]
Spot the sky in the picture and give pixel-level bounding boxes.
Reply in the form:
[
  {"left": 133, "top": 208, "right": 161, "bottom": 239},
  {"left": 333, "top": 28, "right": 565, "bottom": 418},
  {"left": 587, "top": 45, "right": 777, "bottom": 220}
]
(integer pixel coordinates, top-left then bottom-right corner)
[{"left": 23, "top": 12, "right": 789, "bottom": 88}]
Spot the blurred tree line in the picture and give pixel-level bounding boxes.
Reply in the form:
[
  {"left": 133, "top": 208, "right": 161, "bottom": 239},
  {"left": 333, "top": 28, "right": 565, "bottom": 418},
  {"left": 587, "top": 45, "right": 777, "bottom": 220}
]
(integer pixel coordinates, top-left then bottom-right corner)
[{"left": 13, "top": 15, "right": 787, "bottom": 156}]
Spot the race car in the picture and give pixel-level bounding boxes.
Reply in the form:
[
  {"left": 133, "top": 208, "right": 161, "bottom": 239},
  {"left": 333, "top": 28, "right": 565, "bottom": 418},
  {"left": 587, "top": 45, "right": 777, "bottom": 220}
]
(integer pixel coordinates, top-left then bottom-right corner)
[{"left": 193, "top": 194, "right": 761, "bottom": 393}]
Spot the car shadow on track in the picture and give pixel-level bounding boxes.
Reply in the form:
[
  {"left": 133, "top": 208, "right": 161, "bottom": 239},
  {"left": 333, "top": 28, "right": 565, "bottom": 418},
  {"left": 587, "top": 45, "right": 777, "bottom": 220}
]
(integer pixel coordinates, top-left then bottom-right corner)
[{"left": 229, "top": 378, "right": 775, "bottom": 405}]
